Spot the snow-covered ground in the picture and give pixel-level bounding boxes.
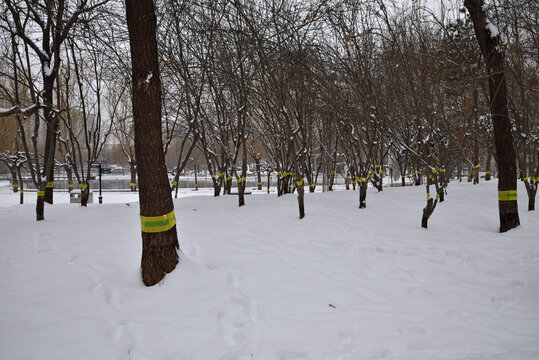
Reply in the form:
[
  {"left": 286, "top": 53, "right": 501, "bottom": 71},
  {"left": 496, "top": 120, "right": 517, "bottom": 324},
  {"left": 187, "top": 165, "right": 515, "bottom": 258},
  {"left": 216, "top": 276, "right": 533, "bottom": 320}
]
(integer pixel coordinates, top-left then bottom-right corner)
[{"left": 0, "top": 180, "right": 538, "bottom": 359}]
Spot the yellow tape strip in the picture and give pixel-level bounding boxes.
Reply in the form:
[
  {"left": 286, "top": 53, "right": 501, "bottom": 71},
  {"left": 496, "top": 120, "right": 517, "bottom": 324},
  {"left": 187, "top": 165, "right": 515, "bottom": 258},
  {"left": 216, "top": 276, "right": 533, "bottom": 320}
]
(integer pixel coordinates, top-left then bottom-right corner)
[
  {"left": 498, "top": 190, "right": 517, "bottom": 201},
  {"left": 13, "top": 184, "right": 18, "bottom": 187},
  {"left": 130, "top": 183, "right": 136, "bottom": 187},
  {"left": 20, "top": 190, "right": 24, "bottom": 194},
  {"left": 140, "top": 210, "right": 176, "bottom": 233},
  {"left": 37, "top": 191, "right": 45, "bottom": 196},
  {"left": 68, "top": 184, "right": 73, "bottom": 188},
  {"left": 257, "top": 182, "right": 262, "bottom": 185},
  {"left": 46, "top": 182, "right": 54, "bottom": 188}
]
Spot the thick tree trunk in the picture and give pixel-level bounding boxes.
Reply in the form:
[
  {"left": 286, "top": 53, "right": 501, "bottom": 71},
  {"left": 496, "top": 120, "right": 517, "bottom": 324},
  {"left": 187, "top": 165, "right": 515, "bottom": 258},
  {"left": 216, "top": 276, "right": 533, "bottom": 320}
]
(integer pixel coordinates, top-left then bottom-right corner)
[
  {"left": 421, "top": 216, "right": 428, "bottom": 229},
  {"left": 359, "top": 183, "right": 367, "bottom": 209},
  {"left": 126, "top": 0, "right": 179, "bottom": 286},
  {"left": 212, "top": 177, "right": 221, "bottom": 197},
  {"left": 81, "top": 190, "right": 89, "bottom": 207},
  {"left": 465, "top": 0, "right": 519, "bottom": 232}
]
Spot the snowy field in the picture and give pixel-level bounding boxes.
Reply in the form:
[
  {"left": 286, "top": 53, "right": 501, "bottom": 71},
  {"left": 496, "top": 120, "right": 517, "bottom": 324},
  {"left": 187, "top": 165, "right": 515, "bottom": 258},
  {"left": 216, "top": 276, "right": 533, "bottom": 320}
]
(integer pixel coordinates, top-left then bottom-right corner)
[{"left": 0, "top": 180, "right": 538, "bottom": 359}]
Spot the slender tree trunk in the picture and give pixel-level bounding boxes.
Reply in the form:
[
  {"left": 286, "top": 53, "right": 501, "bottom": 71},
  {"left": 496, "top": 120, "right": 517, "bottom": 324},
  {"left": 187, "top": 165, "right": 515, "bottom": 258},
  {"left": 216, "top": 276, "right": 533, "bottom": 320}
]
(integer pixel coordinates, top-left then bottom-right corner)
[
  {"left": 267, "top": 172, "right": 270, "bottom": 193},
  {"left": 485, "top": 149, "right": 492, "bottom": 181},
  {"left": 256, "top": 158, "right": 262, "bottom": 190},
  {"left": 194, "top": 164, "right": 198, "bottom": 191},
  {"left": 8, "top": 166, "right": 18, "bottom": 192},
  {"left": 238, "top": 140, "right": 247, "bottom": 207},
  {"left": 130, "top": 160, "right": 137, "bottom": 191},
  {"left": 36, "top": 185, "right": 45, "bottom": 221},
  {"left": 524, "top": 182, "right": 536, "bottom": 211},
  {"left": 126, "top": 0, "right": 179, "bottom": 286},
  {"left": 66, "top": 166, "right": 73, "bottom": 192},
  {"left": 42, "top": 75, "right": 56, "bottom": 205},
  {"left": 473, "top": 134, "right": 480, "bottom": 184},
  {"left": 465, "top": 0, "right": 519, "bottom": 232},
  {"left": 297, "top": 176, "right": 305, "bottom": 219},
  {"left": 17, "top": 167, "right": 23, "bottom": 204}
]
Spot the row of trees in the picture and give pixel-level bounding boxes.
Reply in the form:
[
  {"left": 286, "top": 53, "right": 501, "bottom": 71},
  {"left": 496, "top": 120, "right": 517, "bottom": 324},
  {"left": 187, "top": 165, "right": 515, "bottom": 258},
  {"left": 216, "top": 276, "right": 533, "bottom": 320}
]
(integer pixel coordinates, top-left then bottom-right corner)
[{"left": 0, "top": 0, "right": 537, "bottom": 282}]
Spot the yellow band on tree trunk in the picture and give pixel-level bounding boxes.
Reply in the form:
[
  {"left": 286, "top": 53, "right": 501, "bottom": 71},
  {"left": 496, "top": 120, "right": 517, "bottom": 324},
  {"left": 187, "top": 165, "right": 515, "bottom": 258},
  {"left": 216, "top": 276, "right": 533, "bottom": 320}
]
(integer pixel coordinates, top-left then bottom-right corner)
[
  {"left": 140, "top": 210, "right": 176, "bottom": 233},
  {"left": 498, "top": 190, "right": 517, "bottom": 201},
  {"left": 46, "top": 182, "right": 54, "bottom": 188},
  {"left": 37, "top": 191, "right": 45, "bottom": 196}
]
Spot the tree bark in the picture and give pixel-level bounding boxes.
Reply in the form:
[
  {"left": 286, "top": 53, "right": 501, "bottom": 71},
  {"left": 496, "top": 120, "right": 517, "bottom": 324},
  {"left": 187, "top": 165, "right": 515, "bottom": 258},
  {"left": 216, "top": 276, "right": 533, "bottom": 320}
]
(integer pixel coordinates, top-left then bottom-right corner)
[
  {"left": 65, "top": 166, "right": 73, "bottom": 192},
  {"left": 126, "top": 0, "right": 179, "bottom": 286},
  {"left": 359, "top": 182, "right": 367, "bottom": 208},
  {"left": 42, "top": 75, "right": 57, "bottom": 205},
  {"left": 256, "top": 158, "right": 262, "bottom": 190},
  {"left": 17, "top": 166, "right": 24, "bottom": 204},
  {"left": 465, "top": 0, "right": 519, "bottom": 232},
  {"left": 485, "top": 148, "right": 492, "bottom": 181},
  {"left": 130, "top": 160, "right": 137, "bottom": 191}
]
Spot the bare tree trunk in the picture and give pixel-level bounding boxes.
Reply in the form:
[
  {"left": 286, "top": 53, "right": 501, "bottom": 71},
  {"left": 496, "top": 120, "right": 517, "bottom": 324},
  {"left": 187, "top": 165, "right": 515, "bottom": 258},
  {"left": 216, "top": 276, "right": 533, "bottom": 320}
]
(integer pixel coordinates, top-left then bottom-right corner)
[
  {"left": 194, "top": 164, "right": 198, "bottom": 191},
  {"left": 42, "top": 75, "right": 57, "bottom": 205},
  {"left": 130, "top": 160, "right": 137, "bottom": 191},
  {"left": 17, "top": 167, "right": 24, "bottom": 204},
  {"left": 256, "top": 158, "right": 262, "bottom": 190},
  {"left": 359, "top": 182, "right": 367, "bottom": 209},
  {"left": 8, "top": 166, "right": 18, "bottom": 192},
  {"left": 473, "top": 134, "right": 480, "bottom": 184},
  {"left": 81, "top": 190, "right": 89, "bottom": 207},
  {"left": 296, "top": 175, "right": 305, "bottom": 219},
  {"left": 36, "top": 186, "right": 45, "bottom": 221},
  {"left": 465, "top": 0, "right": 520, "bottom": 232},
  {"left": 126, "top": 0, "right": 179, "bottom": 286},
  {"left": 65, "top": 166, "right": 73, "bottom": 192},
  {"left": 485, "top": 148, "right": 492, "bottom": 181}
]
